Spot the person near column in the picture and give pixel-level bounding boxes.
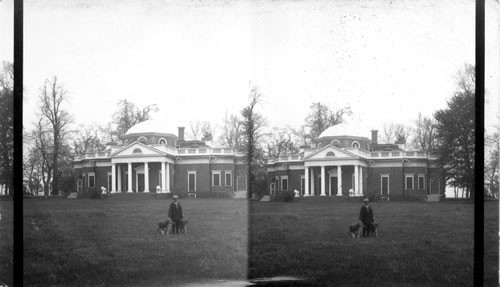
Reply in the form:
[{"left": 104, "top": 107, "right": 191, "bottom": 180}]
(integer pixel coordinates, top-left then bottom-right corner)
[
  {"left": 168, "top": 194, "right": 184, "bottom": 234},
  {"left": 359, "top": 198, "right": 375, "bottom": 237}
]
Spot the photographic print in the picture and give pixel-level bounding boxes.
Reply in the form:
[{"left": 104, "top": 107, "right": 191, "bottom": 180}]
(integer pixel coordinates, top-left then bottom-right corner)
[{"left": 0, "top": 0, "right": 499, "bottom": 286}]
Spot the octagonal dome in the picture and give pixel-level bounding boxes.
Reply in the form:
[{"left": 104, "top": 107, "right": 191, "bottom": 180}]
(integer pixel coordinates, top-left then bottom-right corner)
[
  {"left": 125, "top": 120, "right": 174, "bottom": 135},
  {"left": 318, "top": 123, "right": 358, "bottom": 138}
]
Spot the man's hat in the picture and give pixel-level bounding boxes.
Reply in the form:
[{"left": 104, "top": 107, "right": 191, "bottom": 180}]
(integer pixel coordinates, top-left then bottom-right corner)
[
  {"left": 363, "top": 198, "right": 369, "bottom": 202},
  {"left": 172, "top": 194, "right": 179, "bottom": 199}
]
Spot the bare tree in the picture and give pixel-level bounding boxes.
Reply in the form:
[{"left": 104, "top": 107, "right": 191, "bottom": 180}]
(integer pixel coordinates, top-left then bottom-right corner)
[
  {"left": 38, "top": 77, "right": 73, "bottom": 196},
  {"left": 33, "top": 118, "right": 53, "bottom": 196},
  {"left": 380, "top": 123, "right": 396, "bottom": 144},
  {"left": 305, "top": 102, "right": 351, "bottom": 140},
  {"left": 266, "top": 127, "right": 299, "bottom": 158},
  {"left": 485, "top": 129, "right": 499, "bottom": 198},
  {"left": 73, "top": 125, "right": 107, "bottom": 154},
  {"left": 412, "top": 113, "right": 437, "bottom": 152},
  {"left": 381, "top": 123, "right": 412, "bottom": 146},
  {"left": 219, "top": 112, "right": 244, "bottom": 150},
  {"left": 187, "top": 120, "right": 216, "bottom": 141},
  {"left": 112, "top": 99, "right": 159, "bottom": 139},
  {"left": 241, "top": 87, "right": 266, "bottom": 198}
]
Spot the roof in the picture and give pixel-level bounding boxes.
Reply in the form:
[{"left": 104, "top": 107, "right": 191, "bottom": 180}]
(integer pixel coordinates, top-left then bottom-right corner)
[
  {"left": 125, "top": 120, "right": 175, "bottom": 136},
  {"left": 318, "top": 123, "right": 359, "bottom": 138}
]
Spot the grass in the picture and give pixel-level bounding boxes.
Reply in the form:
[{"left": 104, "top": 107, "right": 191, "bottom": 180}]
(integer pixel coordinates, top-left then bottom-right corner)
[
  {"left": 249, "top": 198, "right": 498, "bottom": 286},
  {"left": 23, "top": 196, "right": 248, "bottom": 286},
  {"left": 0, "top": 200, "right": 13, "bottom": 286},
  {"left": 6, "top": 196, "right": 498, "bottom": 286}
]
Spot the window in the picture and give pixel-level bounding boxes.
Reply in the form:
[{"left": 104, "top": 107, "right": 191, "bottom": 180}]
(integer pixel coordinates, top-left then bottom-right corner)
[
  {"left": 224, "top": 171, "right": 232, "bottom": 186},
  {"left": 326, "top": 151, "right": 335, "bottom": 157},
  {"left": 88, "top": 172, "right": 95, "bottom": 188},
  {"left": 418, "top": 175, "right": 425, "bottom": 190},
  {"left": 381, "top": 174, "right": 389, "bottom": 196},
  {"left": 331, "top": 140, "right": 341, "bottom": 147},
  {"left": 351, "top": 141, "right": 360, "bottom": 148},
  {"left": 158, "top": 138, "right": 167, "bottom": 145},
  {"left": 281, "top": 176, "right": 289, "bottom": 191},
  {"left": 405, "top": 174, "right": 414, "bottom": 190},
  {"left": 275, "top": 176, "right": 281, "bottom": 190},
  {"left": 133, "top": 148, "right": 142, "bottom": 154},
  {"left": 138, "top": 136, "right": 147, "bottom": 143},
  {"left": 212, "top": 171, "right": 221, "bottom": 186}
]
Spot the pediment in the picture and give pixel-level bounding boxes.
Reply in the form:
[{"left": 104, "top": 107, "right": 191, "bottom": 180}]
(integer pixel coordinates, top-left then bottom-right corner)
[
  {"left": 111, "top": 141, "right": 166, "bottom": 157},
  {"left": 304, "top": 145, "right": 358, "bottom": 160}
]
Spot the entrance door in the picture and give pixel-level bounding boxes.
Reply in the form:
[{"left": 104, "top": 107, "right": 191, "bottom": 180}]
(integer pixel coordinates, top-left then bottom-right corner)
[
  {"left": 429, "top": 176, "right": 440, "bottom": 195},
  {"left": 330, "top": 177, "right": 338, "bottom": 196},
  {"left": 188, "top": 173, "right": 196, "bottom": 193},
  {"left": 138, "top": 174, "right": 144, "bottom": 192},
  {"left": 381, "top": 175, "right": 389, "bottom": 196},
  {"left": 124, "top": 172, "right": 128, "bottom": 192}
]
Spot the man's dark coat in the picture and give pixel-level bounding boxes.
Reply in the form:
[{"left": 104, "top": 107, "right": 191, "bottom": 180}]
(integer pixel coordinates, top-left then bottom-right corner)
[
  {"left": 359, "top": 204, "right": 374, "bottom": 225},
  {"left": 168, "top": 202, "right": 183, "bottom": 221}
]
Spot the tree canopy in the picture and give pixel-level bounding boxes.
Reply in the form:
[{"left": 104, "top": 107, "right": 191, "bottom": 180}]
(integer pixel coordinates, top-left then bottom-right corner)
[{"left": 434, "top": 64, "right": 475, "bottom": 199}]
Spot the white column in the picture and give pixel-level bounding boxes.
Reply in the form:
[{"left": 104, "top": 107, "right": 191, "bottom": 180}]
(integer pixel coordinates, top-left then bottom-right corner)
[
  {"left": 111, "top": 163, "right": 116, "bottom": 193},
  {"left": 304, "top": 167, "right": 310, "bottom": 196},
  {"left": 127, "top": 162, "right": 133, "bottom": 193},
  {"left": 161, "top": 161, "right": 166, "bottom": 193},
  {"left": 166, "top": 163, "right": 171, "bottom": 193},
  {"left": 337, "top": 165, "right": 342, "bottom": 196},
  {"left": 311, "top": 168, "right": 315, "bottom": 196},
  {"left": 117, "top": 165, "right": 122, "bottom": 192},
  {"left": 320, "top": 166, "right": 326, "bottom": 196},
  {"left": 144, "top": 162, "right": 150, "bottom": 192},
  {"left": 359, "top": 166, "right": 363, "bottom": 196},
  {"left": 354, "top": 164, "right": 359, "bottom": 196}
]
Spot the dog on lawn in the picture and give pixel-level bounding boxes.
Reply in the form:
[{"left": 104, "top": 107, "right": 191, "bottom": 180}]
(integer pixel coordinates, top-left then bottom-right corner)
[
  {"left": 362, "top": 222, "right": 378, "bottom": 238},
  {"left": 158, "top": 218, "right": 173, "bottom": 236},
  {"left": 368, "top": 222, "right": 378, "bottom": 238},
  {"left": 158, "top": 218, "right": 188, "bottom": 235},
  {"left": 348, "top": 222, "right": 362, "bottom": 239}
]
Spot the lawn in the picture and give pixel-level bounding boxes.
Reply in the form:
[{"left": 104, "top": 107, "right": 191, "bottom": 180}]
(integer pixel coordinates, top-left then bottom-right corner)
[
  {"left": 14, "top": 196, "right": 500, "bottom": 286},
  {"left": 0, "top": 200, "right": 13, "bottom": 286},
  {"left": 249, "top": 198, "right": 498, "bottom": 286},
  {"left": 23, "top": 196, "right": 248, "bottom": 286}
]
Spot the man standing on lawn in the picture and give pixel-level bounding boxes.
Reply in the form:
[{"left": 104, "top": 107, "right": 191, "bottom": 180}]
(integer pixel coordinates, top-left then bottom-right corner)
[
  {"left": 168, "top": 194, "right": 183, "bottom": 234},
  {"left": 359, "top": 198, "right": 374, "bottom": 237}
]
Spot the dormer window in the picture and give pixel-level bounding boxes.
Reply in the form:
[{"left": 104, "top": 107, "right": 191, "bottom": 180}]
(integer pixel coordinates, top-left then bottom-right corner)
[
  {"left": 138, "top": 136, "right": 147, "bottom": 143},
  {"left": 326, "top": 151, "right": 335, "bottom": 157},
  {"left": 351, "top": 141, "right": 360, "bottom": 148},
  {"left": 158, "top": 138, "right": 167, "bottom": 145},
  {"left": 133, "top": 148, "right": 142, "bottom": 154},
  {"left": 331, "top": 140, "right": 341, "bottom": 147}
]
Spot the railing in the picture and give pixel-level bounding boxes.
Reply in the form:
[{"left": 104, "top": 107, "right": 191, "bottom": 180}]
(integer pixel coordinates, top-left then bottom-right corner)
[
  {"left": 267, "top": 155, "right": 304, "bottom": 164},
  {"left": 368, "top": 151, "right": 429, "bottom": 158},
  {"left": 74, "top": 147, "right": 240, "bottom": 160}
]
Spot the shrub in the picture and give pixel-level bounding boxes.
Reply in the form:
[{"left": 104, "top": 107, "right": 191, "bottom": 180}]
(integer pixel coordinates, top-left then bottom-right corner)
[{"left": 271, "top": 190, "right": 295, "bottom": 202}]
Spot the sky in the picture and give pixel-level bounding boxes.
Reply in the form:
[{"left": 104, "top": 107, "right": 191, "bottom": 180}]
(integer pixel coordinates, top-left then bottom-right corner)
[{"left": 0, "top": 0, "right": 499, "bottom": 140}]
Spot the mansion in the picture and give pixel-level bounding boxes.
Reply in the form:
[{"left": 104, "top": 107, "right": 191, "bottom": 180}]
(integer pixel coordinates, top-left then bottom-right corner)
[
  {"left": 73, "top": 120, "right": 444, "bottom": 201},
  {"left": 73, "top": 120, "right": 248, "bottom": 198},
  {"left": 266, "top": 124, "right": 444, "bottom": 201}
]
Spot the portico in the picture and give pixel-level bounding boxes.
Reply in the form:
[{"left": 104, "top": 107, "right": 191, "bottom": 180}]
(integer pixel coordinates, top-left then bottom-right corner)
[
  {"left": 302, "top": 145, "right": 367, "bottom": 197},
  {"left": 109, "top": 142, "right": 175, "bottom": 193}
]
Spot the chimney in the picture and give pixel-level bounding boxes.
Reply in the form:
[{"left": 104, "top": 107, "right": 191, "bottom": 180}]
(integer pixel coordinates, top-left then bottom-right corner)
[
  {"left": 178, "top": 127, "right": 185, "bottom": 141},
  {"left": 371, "top": 130, "right": 378, "bottom": 145}
]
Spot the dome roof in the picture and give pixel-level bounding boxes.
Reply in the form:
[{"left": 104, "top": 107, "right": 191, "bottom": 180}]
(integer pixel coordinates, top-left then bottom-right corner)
[
  {"left": 318, "top": 123, "right": 359, "bottom": 138},
  {"left": 125, "top": 120, "right": 174, "bottom": 136}
]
